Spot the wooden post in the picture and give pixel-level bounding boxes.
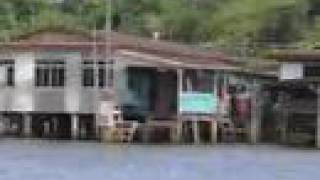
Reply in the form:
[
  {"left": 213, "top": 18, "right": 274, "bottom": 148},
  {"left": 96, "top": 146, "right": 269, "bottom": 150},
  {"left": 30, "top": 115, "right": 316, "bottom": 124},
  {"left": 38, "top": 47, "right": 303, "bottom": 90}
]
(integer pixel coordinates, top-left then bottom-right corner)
[
  {"left": 250, "top": 80, "right": 260, "bottom": 144},
  {"left": 71, "top": 114, "right": 79, "bottom": 139},
  {"left": 223, "top": 73, "right": 230, "bottom": 119},
  {"left": 176, "top": 121, "right": 183, "bottom": 143},
  {"left": 250, "top": 88, "right": 257, "bottom": 144},
  {"left": 170, "top": 124, "right": 176, "bottom": 143},
  {"left": 0, "top": 114, "right": 5, "bottom": 135},
  {"left": 279, "top": 92, "right": 288, "bottom": 144},
  {"left": 211, "top": 120, "right": 218, "bottom": 143},
  {"left": 23, "top": 114, "right": 32, "bottom": 137},
  {"left": 316, "top": 85, "right": 320, "bottom": 148},
  {"left": 212, "top": 71, "right": 219, "bottom": 144},
  {"left": 187, "top": 70, "right": 201, "bottom": 144},
  {"left": 176, "top": 68, "right": 183, "bottom": 143},
  {"left": 193, "top": 120, "right": 200, "bottom": 144},
  {"left": 95, "top": 114, "right": 101, "bottom": 140}
]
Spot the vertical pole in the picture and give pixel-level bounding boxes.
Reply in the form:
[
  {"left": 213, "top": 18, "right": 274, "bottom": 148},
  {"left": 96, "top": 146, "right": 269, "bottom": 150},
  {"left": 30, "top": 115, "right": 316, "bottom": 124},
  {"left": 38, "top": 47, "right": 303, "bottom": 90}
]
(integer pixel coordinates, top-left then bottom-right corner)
[
  {"left": 92, "top": 13, "right": 100, "bottom": 140},
  {"left": 0, "top": 115, "right": 4, "bottom": 136},
  {"left": 250, "top": 84, "right": 257, "bottom": 144},
  {"left": 223, "top": 73, "right": 229, "bottom": 118},
  {"left": 212, "top": 71, "right": 219, "bottom": 144},
  {"left": 3, "top": 116, "right": 9, "bottom": 135},
  {"left": 193, "top": 119, "right": 200, "bottom": 144},
  {"left": 187, "top": 70, "right": 200, "bottom": 144},
  {"left": 23, "top": 114, "right": 32, "bottom": 137},
  {"left": 250, "top": 80, "right": 260, "bottom": 144},
  {"left": 211, "top": 120, "right": 218, "bottom": 143},
  {"left": 316, "top": 85, "right": 320, "bottom": 148},
  {"left": 53, "top": 117, "right": 58, "bottom": 135},
  {"left": 191, "top": 70, "right": 200, "bottom": 144},
  {"left": 279, "top": 92, "right": 288, "bottom": 144},
  {"left": 170, "top": 124, "right": 176, "bottom": 143},
  {"left": 71, "top": 114, "right": 79, "bottom": 139},
  {"left": 95, "top": 114, "right": 101, "bottom": 140},
  {"left": 176, "top": 68, "right": 183, "bottom": 143},
  {"left": 213, "top": 71, "right": 219, "bottom": 110}
]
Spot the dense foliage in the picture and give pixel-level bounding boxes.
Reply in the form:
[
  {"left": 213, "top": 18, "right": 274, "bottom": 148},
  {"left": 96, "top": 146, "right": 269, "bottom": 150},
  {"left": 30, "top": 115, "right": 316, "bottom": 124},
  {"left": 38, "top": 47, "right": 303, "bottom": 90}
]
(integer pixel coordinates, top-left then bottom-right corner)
[
  {"left": 1, "top": 0, "right": 320, "bottom": 54},
  {"left": 0, "top": 0, "right": 109, "bottom": 41}
]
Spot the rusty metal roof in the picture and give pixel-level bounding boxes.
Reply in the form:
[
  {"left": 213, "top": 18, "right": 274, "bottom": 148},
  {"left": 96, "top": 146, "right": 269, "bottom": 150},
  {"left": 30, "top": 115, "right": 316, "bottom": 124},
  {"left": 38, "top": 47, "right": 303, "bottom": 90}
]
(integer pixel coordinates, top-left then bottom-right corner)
[
  {"left": 0, "top": 31, "right": 238, "bottom": 70},
  {"left": 267, "top": 50, "right": 320, "bottom": 62}
]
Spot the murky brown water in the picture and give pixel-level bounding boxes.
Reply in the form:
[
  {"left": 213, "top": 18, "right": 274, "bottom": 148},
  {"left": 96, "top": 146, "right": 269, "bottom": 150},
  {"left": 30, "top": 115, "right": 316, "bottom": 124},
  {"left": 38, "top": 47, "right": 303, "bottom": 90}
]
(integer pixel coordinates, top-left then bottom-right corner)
[{"left": 0, "top": 139, "right": 318, "bottom": 180}]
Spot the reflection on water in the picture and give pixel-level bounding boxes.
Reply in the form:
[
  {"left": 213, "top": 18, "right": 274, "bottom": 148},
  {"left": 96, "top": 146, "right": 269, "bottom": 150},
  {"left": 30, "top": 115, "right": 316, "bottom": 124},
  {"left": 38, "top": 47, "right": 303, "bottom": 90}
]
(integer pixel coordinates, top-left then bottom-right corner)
[{"left": 0, "top": 139, "right": 318, "bottom": 180}]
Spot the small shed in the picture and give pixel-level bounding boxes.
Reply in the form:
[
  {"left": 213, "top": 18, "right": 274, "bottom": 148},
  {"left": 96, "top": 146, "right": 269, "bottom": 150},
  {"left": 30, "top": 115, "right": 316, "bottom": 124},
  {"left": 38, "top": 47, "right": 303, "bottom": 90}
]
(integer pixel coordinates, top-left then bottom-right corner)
[{"left": 269, "top": 50, "right": 320, "bottom": 147}]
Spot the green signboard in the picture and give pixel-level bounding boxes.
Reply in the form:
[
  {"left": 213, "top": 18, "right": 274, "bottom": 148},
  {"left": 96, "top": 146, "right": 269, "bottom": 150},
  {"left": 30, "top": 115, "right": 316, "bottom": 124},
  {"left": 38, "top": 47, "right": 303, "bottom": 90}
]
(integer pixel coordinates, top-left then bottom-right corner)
[{"left": 179, "top": 92, "right": 218, "bottom": 114}]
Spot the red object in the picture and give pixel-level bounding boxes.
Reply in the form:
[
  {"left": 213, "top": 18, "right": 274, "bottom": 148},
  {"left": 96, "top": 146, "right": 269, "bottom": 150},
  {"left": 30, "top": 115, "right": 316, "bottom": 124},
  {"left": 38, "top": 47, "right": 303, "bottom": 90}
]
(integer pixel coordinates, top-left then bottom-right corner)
[{"left": 236, "top": 93, "right": 251, "bottom": 121}]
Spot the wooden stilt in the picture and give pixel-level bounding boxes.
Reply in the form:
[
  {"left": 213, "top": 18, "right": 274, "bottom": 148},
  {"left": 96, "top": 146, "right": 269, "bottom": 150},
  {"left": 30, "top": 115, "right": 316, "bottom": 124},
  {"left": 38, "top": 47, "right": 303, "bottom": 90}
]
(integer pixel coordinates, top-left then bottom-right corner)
[
  {"left": 250, "top": 87, "right": 256, "bottom": 143},
  {"left": 280, "top": 92, "right": 288, "bottom": 144},
  {"left": 250, "top": 80, "right": 260, "bottom": 144},
  {"left": 94, "top": 114, "right": 101, "bottom": 140},
  {"left": 281, "top": 111, "right": 288, "bottom": 144},
  {"left": 170, "top": 125, "right": 175, "bottom": 143},
  {"left": 211, "top": 120, "right": 218, "bottom": 143},
  {"left": 176, "top": 68, "right": 183, "bottom": 143},
  {"left": 23, "top": 114, "right": 32, "bottom": 137},
  {"left": 71, "top": 114, "right": 79, "bottom": 139},
  {"left": 174, "top": 121, "right": 183, "bottom": 143},
  {"left": 316, "top": 85, "right": 320, "bottom": 148},
  {"left": 175, "top": 119, "right": 183, "bottom": 143},
  {"left": 193, "top": 120, "right": 200, "bottom": 144},
  {"left": 213, "top": 71, "right": 220, "bottom": 144},
  {"left": 0, "top": 114, "right": 5, "bottom": 135},
  {"left": 212, "top": 120, "right": 218, "bottom": 143}
]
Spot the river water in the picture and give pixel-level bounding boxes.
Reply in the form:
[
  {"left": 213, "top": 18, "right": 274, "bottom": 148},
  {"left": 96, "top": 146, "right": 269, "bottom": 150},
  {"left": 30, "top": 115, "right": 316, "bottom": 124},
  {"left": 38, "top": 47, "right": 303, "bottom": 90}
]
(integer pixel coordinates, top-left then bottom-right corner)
[{"left": 0, "top": 139, "right": 318, "bottom": 180}]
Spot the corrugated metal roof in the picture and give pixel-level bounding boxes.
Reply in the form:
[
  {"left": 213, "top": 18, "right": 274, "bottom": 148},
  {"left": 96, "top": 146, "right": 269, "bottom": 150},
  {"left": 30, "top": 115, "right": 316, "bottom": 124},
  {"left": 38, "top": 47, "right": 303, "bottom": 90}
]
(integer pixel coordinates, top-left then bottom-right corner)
[
  {"left": 0, "top": 31, "right": 238, "bottom": 70},
  {"left": 267, "top": 50, "right": 320, "bottom": 62}
]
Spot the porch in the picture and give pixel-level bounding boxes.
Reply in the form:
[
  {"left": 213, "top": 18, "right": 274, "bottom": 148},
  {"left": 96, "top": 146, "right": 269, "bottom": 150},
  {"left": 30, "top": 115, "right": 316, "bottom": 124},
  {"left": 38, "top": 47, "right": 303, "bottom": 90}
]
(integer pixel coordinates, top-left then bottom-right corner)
[{"left": 109, "top": 64, "right": 269, "bottom": 144}]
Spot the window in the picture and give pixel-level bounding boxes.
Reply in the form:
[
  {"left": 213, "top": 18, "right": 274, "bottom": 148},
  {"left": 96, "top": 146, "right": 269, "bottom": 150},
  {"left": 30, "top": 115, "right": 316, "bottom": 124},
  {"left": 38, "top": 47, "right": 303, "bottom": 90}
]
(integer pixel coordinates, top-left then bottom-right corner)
[
  {"left": 82, "top": 61, "right": 95, "bottom": 87},
  {"left": 82, "top": 60, "right": 114, "bottom": 88},
  {"left": 304, "top": 65, "right": 320, "bottom": 78},
  {"left": 35, "top": 60, "right": 65, "bottom": 87},
  {"left": 98, "top": 64, "right": 106, "bottom": 87},
  {"left": 82, "top": 62, "right": 95, "bottom": 87},
  {"left": 0, "top": 60, "right": 15, "bottom": 86}
]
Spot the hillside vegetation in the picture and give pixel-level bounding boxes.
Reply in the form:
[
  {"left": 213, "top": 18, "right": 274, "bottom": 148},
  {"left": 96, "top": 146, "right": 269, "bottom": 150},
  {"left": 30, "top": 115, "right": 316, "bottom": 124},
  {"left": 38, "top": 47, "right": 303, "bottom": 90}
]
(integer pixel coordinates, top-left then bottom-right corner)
[{"left": 1, "top": 0, "right": 320, "bottom": 55}]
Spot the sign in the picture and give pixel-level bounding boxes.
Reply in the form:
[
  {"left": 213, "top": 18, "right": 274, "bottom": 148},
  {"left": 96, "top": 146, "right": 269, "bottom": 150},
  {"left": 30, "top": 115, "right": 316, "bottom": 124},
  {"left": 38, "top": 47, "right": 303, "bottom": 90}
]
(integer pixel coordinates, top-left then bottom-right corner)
[
  {"left": 280, "top": 63, "right": 303, "bottom": 80},
  {"left": 179, "top": 92, "right": 218, "bottom": 114}
]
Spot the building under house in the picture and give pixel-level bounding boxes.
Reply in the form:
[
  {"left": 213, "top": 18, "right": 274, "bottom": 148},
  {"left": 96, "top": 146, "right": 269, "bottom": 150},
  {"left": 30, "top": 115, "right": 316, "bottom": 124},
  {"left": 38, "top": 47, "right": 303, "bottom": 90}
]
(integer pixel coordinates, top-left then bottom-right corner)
[{"left": 0, "top": 30, "right": 276, "bottom": 143}]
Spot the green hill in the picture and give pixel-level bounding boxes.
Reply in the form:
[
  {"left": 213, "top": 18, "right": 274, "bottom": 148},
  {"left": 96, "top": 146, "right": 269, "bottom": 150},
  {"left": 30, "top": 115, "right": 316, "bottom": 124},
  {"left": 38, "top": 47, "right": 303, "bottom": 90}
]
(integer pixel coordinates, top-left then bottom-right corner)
[{"left": 1, "top": 0, "right": 320, "bottom": 55}]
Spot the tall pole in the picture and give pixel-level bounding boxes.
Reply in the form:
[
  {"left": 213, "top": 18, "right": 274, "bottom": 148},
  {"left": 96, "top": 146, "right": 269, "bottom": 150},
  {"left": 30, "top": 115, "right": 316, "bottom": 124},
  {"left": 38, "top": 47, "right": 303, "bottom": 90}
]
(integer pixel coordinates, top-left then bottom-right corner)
[
  {"left": 106, "top": 0, "right": 113, "bottom": 90},
  {"left": 187, "top": 71, "right": 200, "bottom": 144},
  {"left": 176, "top": 69, "right": 183, "bottom": 143},
  {"left": 106, "top": 0, "right": 111, "bottom": 56},
  {"left": 93, "top": 10, "right": 100, "bottom": 138},
  {"left": 211, "top": 71, "right": 219, "bottom": 144},
  {"left": 250, "top": 79, "right": 261, "bottom": 144},
  {"left": 279, "top": 91, "right": 288, "bottom": 144},
  {"left": 316, "top": 84, "right": 320, "bottom": 148}
]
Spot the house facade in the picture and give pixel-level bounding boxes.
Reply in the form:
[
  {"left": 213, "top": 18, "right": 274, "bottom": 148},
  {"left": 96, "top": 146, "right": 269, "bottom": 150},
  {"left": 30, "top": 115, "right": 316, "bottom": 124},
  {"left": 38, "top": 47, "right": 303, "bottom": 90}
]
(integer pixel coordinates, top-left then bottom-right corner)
[{"left": 0, "top": 30, "right": 274, "bottom": 143}]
